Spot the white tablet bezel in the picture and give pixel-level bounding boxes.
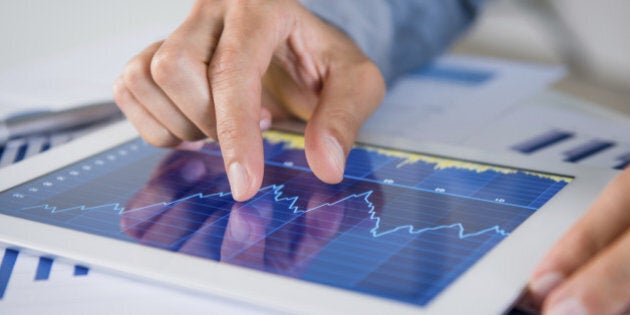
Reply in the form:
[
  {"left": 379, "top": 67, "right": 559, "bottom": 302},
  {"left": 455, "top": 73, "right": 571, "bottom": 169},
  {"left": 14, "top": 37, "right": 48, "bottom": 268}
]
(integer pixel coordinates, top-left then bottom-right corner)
[{"left": 0, "top": 121, "right": 618, "bottom": 314}]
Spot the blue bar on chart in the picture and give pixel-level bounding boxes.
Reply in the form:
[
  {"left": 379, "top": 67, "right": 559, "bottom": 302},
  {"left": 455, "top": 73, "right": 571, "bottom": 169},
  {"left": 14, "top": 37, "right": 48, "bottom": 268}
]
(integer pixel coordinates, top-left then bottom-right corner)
[
  {"left": 13, "top": 142, "right": 28, "bottom": 163},
  {"left": 35, "top": 256, "right": 54, "bottom": 281},
  {"left": 74, "top": 265, "right": 90, "bottom": 276},
  {"left": 0, "top": 139, "right": 26, "bottom": 168},
  {"left": 409, "top": 64, "right": 494, "bottom": 85},
  {"left": 512, "top": 130, "right": 575, "bottom": 154},
  {"left": 614, "top": 152, "right": 630, "bottom": 170},
  {"left": 563, "top": 140, "right": 616, "bottom": 163},
  {"left": 0, "top": 248, "right": 19, "bottom": 299}
]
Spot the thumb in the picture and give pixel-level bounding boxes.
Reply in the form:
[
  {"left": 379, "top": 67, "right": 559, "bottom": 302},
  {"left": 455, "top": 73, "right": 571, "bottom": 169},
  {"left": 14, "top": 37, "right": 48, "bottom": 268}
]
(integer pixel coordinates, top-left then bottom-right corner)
[
  {"left": 525, "top": 169, "right": 630, "bottom": 309},
  {"left": 304, "top": 60, "right": 384, "bottom": 183}
]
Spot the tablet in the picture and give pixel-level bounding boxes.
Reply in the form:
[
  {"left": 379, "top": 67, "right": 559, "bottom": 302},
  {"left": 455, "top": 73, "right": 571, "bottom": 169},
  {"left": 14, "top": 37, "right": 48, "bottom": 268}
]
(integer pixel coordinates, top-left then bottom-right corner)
[{"left": 0, "top": 121, "right": 617, "bottom": 314}]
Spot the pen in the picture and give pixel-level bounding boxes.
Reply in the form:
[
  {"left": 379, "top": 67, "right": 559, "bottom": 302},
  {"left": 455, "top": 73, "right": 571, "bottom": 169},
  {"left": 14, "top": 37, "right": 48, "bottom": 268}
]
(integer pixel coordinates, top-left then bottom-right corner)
[{"left": 0, "top": 101, "right": 123, "bottom": 145}]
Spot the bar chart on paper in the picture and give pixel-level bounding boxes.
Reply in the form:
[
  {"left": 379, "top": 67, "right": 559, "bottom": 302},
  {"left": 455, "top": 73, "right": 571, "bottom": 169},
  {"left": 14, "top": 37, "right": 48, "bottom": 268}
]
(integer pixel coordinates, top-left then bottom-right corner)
[
  {"left": 0, "top": 122, "right": 116, "bottom": 169},
  {"left": 0, "top": 245, "right": 267, "bottom": 315},
  {"left": 0, "top": 247, "right": 90, "bottom": 300},
  {"left": 464, "top": 92, "right": 630, "bottom": 171},
  {"left": 511, "top": 129, "right": 629, "bottom": 170},
  {"left": 0, "top": 130, "right": 572, "bottom": 307}
]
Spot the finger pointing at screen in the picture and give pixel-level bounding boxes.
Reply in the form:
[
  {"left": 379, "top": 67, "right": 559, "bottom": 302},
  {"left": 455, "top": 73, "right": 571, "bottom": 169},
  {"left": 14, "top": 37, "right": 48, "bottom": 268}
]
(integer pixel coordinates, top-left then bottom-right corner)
[{"left": 114, "top": 0, "right": 385, "bottom": 201}]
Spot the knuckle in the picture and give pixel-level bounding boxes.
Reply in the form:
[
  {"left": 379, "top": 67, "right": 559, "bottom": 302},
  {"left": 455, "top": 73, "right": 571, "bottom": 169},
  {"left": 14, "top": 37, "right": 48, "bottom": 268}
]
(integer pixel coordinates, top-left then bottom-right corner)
[
  {"left": 123, "top": 58, "right": 150, "bottom": 92},
  {"left": 112, "top": 77, "right": 128, "bottom": 102},
  {"left": 193, "top": 0, "right": 227, "bottom": 17},
  {"left": 209, "top": 45, "right": 249, "bottom": 81},
  {"left": 112, "top": 78, "right": 135, "bottom": 112},
  {"left": 216, "top": 117, "right": 246, "bottom": 145},
  {"left": 355, "top": 60, "right": 386, "bottom": 96},
  {"left": 365, "top": 62, "right": 386, "bottom": 89},
  {"left": 150, "top": 49, "right": 188, "bottom": 87}
]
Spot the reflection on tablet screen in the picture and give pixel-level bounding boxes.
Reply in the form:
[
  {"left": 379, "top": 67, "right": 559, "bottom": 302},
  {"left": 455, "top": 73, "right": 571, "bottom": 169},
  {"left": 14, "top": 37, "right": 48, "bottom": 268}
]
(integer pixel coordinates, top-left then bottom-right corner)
[{"left": 0, "top": 131, "right": 572, "bottom": 306}]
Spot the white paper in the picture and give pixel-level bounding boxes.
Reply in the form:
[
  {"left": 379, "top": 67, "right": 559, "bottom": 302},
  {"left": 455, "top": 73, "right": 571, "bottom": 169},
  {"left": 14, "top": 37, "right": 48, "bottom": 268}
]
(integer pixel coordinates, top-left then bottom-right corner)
[
  {"left": 360, "top": 55, "right": 565, "bottom": 144},
  {"left": 0, "top": 24, "right": 175, "bottom": 119}
]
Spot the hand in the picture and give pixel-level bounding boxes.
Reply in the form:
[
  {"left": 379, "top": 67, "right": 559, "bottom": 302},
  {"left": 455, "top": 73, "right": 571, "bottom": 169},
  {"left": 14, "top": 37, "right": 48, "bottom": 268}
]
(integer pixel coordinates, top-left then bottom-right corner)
[
  {"left": 524, "top": 167, "right": 630, "bottom": 314},
  {"left": 113, "top": 0, "right": 385, "bottom": 202}
]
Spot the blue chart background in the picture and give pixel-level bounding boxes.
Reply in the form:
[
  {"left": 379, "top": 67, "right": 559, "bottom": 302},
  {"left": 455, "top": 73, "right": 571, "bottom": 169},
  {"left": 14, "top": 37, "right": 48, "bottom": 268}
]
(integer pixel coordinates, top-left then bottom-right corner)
[{"left": 0, "top": 133, "right": 570, "bottom": 306}]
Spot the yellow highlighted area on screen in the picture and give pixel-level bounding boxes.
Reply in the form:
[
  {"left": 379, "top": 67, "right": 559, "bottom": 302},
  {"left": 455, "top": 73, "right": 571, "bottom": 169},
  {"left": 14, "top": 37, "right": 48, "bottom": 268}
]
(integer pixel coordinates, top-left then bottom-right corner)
[{"left": 263, "top": 130, "right": 572, "bottom": 183}]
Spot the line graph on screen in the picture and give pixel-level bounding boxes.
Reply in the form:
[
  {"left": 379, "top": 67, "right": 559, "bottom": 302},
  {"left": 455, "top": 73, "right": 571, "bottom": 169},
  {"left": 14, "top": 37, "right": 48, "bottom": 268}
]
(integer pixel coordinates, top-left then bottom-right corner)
[{"left": 21, "top": 183, "right": 511, "bottom": 240}]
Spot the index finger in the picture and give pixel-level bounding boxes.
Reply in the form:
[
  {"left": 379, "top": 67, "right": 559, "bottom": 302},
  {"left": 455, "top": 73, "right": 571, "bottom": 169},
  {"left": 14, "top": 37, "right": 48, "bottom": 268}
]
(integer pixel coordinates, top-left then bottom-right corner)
[{"left": 209, "top": 5, "right": 292, "bottom": 201}]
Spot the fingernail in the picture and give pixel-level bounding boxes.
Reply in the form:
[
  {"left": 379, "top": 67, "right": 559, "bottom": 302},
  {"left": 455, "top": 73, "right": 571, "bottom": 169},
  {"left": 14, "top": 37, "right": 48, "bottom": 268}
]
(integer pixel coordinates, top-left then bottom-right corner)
[
  {"left": 259, "top": 117, "right": 271, "bottom": 131},
  {"left": 228, "top": 162, "right": 249, "bottom": 201},
  {"left": 530, "top": 272, "right": 564, "bottom": 298},
  {"left": 547, "top": 298, "right": 588, "bottom": 315},
  {"left": 325, "top": 135, "right": 344, "bottom": 175}
]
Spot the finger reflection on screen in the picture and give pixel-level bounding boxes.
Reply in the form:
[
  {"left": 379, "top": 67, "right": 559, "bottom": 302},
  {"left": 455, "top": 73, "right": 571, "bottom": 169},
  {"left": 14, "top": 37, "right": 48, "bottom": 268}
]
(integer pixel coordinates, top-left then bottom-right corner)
[{"left": 120, "top": 142, "right": 381, "bottom": 276}]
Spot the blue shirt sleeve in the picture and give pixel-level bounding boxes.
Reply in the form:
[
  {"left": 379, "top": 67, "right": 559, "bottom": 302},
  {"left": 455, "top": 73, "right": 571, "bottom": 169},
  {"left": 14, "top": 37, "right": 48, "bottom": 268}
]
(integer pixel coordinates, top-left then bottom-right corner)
[{"left": 299, "top": 0, "right": 485, "bottom": 84}]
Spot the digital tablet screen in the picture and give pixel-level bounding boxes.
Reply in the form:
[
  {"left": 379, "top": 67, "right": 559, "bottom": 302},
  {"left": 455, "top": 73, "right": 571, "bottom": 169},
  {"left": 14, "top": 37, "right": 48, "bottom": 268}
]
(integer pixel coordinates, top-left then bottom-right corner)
[{"left": 0, "top": 131, "right": 572, "bottom": 307}]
